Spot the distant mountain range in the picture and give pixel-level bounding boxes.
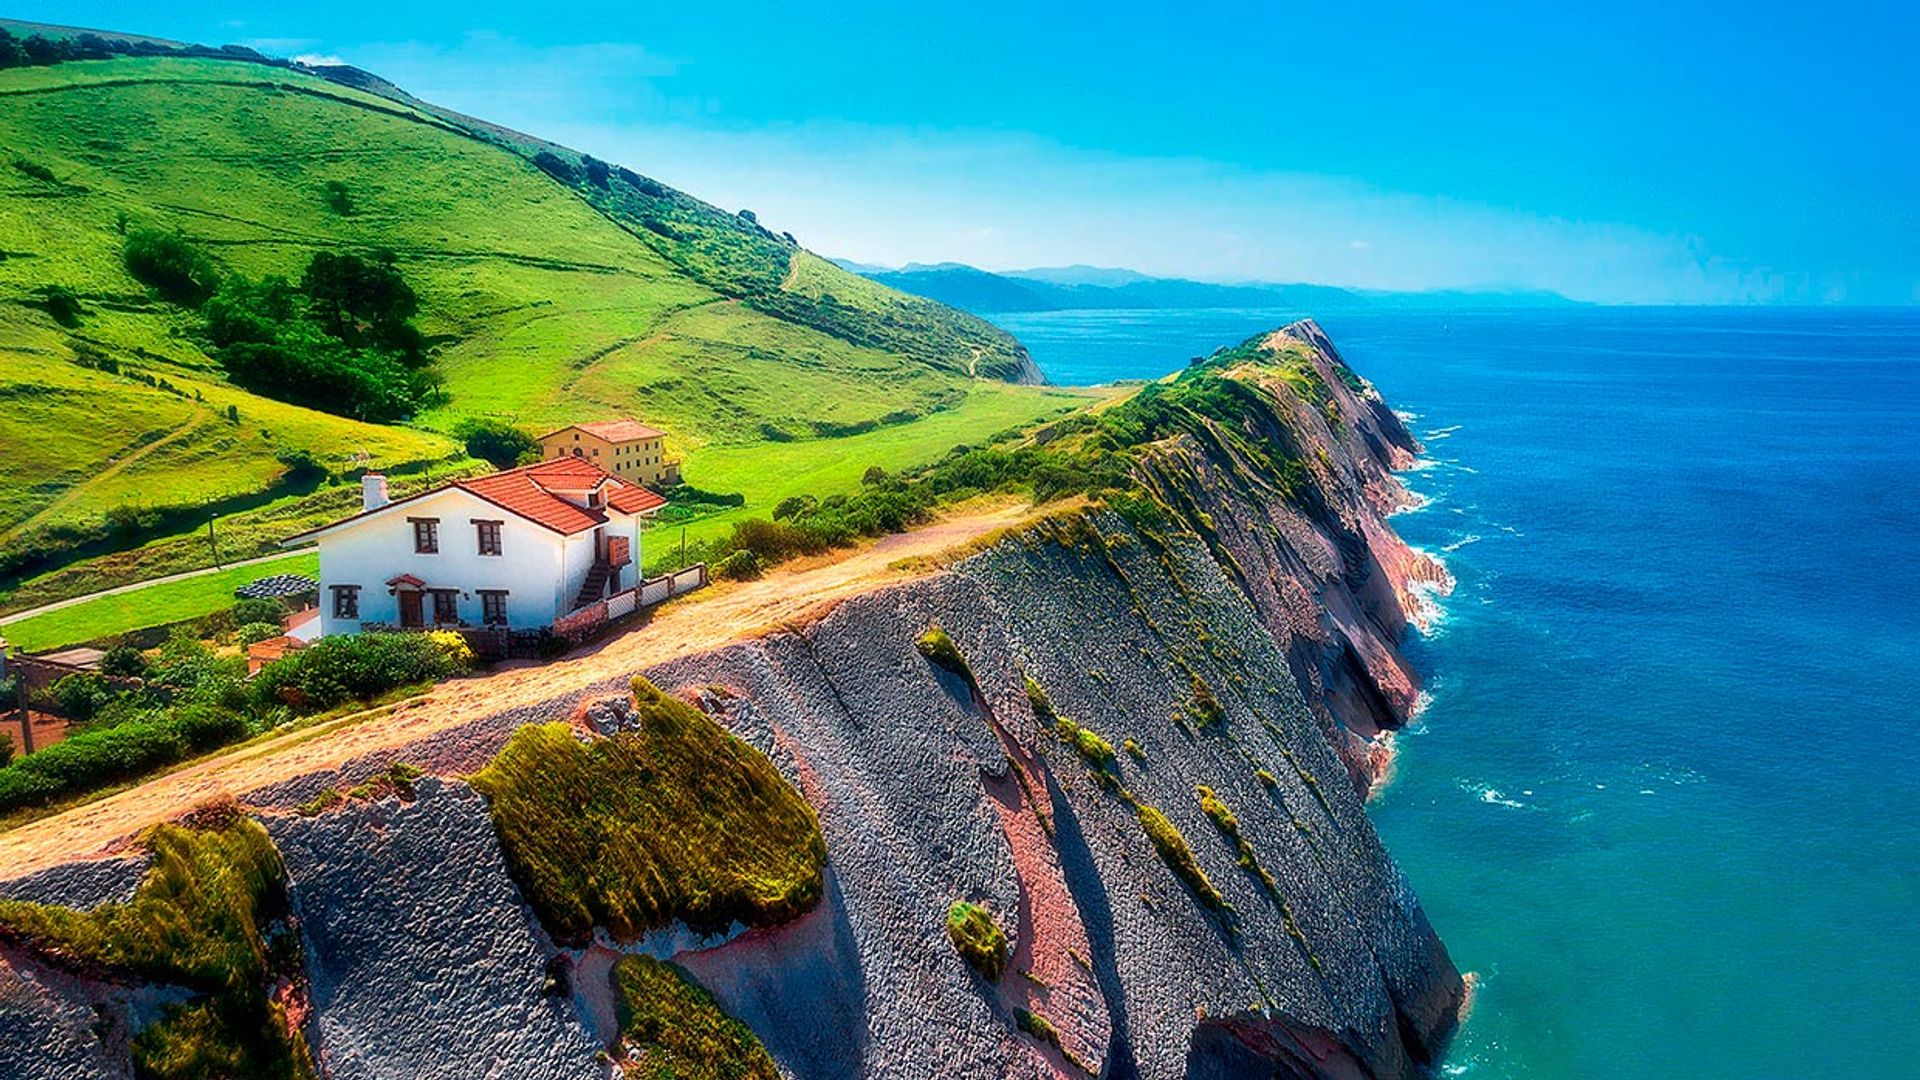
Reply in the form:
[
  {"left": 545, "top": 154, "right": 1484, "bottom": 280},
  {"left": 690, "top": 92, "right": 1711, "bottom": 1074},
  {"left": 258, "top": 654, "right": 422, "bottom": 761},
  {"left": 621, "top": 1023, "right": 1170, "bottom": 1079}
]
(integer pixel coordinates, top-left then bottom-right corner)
[{"left": 836, "top": 260, "right": 1581, "bottom": 314}]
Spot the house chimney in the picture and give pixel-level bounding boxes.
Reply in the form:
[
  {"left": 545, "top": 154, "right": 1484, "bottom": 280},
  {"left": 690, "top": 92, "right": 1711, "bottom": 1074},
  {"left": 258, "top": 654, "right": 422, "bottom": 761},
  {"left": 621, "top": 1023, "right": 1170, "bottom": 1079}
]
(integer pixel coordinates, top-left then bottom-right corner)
[{"left": 362, "top": 472, "right": 389, "bottom": 511}]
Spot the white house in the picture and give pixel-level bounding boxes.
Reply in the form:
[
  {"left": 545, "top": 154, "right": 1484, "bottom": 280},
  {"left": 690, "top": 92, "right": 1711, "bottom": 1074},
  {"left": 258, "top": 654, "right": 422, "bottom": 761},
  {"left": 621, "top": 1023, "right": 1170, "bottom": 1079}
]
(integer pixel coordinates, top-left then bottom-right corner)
[{"left": 284, "top": 457, "right": 665, "bottom": 638}]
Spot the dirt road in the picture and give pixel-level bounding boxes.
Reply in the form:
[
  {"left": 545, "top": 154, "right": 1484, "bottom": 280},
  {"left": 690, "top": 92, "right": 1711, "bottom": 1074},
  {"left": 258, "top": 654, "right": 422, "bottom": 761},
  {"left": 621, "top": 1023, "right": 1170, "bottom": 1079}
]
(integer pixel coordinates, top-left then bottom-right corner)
[{"left": 0, "top": 501, "right": 1038, "bottom": 879}]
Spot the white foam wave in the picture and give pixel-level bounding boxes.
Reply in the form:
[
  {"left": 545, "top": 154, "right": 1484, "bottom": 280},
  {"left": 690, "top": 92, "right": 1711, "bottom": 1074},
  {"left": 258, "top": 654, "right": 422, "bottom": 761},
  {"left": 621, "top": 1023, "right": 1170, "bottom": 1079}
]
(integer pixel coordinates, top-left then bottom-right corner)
[
  {"left": 1442, "top": 534, "right": 1482, "bottom": 552},
  {"left": 1469, "top": 783, "right": 1527, "bottom": 809},
  {"left": 1424, "top": 424, "right": 1463, "bottom": 440}
]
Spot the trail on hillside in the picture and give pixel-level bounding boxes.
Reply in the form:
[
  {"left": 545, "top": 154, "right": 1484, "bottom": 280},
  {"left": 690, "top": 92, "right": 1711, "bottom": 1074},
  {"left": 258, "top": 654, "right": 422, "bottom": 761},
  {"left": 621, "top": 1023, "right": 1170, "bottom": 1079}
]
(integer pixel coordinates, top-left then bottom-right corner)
[
  {"left": 0, "top": 411, "right": 212, "bottom": 546},
  {"left": 0, "top": 500, "right": 1040, "bottom": 877}
]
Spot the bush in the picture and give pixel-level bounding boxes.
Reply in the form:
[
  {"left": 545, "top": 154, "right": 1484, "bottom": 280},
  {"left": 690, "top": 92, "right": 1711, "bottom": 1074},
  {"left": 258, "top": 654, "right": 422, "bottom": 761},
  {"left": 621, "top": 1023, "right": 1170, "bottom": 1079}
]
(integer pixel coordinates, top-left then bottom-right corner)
[
  {"left": 274, "top": 448, "right": 326, "bottom": 483},
  {"left": 457, "top": 417, "right": 538, "bottom": 469},
  {"left": 237, "top": 622, "right": 282, "bottom": 646},
  {"left": 99, "top": 644, "right": 151, "bottom": 679},
  {"left": 915, "top": 627, "right": 974, "bottom": 683},
  {"left": 711, "top": 549, "right": 762, "bottom": 581},
  {"left": 0, "top": 708, "right": 246, "bottom": 813},
  {"left": 12, "top": 157, "right": 54, "bottom": 182},
  {"left": 0, "top": 732, "right": 12, "bottom": 768},
  {"left": 34, "top": 285, "right": 82, "bottom": 327},
  {"left": 123, "top": 229, "right": 219, "bottom": 306},
  {"left": 230, "top": 598, "right": 286, "bottom": 628},
  {"left": 47, "top": 673, "right": 114, "bottom": 722},
  {"left": 945, "top": 900, "right": 1009, "bottom": 980},
  {"left": 322, "top": 179, "right": 354, "bottom": 215},
  {"left": 252, "top": 631, "right": 469, "bottom": 713},
  {"left": 532, "top": 151, "right": 577, "bottom": 185}
]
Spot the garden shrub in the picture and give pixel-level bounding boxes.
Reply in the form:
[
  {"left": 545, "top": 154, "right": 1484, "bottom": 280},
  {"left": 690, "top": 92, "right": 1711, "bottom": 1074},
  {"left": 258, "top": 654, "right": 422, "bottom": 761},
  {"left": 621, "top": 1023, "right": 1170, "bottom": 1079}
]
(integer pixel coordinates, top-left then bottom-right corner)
[
  {"left": 470, "top": 676, "right": 826, "bottom": 943},
  {"left": 612, "top": 955, "right": 778, "bottom": 1080},
  {"left": 252, "top": 631, "right": 468, "bottom": 712},
  {"left": 0, "top": 704, "right": 249, "bottom": 814},
  {"left": 237, "top": 622, "right": 282, "bottom": 646},
  {"left": 230, "top": 597, "right": 286, "bottom": 628},
  {"left": 712, "top": 549, "right": 762, "bottom": 581},
  {"left": 98, "top": 643, "right": 150, "bottom": 678},
  {"left": 46, "top": 672, "right": 113, "bottom": 721},
  {"left": 945, "top": 900, "right": 1010, "bottom": 980}
]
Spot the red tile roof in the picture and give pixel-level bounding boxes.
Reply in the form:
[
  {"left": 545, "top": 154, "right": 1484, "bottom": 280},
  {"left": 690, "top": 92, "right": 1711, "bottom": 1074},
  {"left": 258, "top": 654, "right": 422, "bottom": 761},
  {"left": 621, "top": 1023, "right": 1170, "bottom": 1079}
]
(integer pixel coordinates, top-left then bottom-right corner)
[
  {"left": 283, "top": 457, "right": 665, "bottom": 544},
  {"left": 564, "top": 419, "right": 667, "bottom": 443}
]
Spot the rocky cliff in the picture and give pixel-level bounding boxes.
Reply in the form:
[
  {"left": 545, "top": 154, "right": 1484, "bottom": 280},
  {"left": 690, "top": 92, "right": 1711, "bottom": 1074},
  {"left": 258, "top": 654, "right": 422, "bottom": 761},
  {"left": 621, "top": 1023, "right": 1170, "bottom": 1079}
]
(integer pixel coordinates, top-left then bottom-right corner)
[{"left": 0, "top": 320, "right": 1460, "bottom": 1079}]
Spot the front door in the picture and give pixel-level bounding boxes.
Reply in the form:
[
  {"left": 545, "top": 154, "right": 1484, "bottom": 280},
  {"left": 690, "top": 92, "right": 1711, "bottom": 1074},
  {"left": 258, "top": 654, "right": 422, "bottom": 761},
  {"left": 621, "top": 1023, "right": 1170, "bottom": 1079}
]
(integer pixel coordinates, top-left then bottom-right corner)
[{"left": 398, "top": 590, "right": 424, "bottom": 629}]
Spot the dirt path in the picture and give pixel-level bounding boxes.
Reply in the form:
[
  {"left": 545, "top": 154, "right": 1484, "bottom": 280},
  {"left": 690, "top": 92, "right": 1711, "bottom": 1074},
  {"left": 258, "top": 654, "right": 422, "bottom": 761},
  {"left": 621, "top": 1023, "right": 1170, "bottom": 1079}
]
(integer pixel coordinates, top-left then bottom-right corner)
[
  {"left": 0, "top": 500, "right": 1041, "bottom": 877},
  {"left": 0, "top": 412, "right": 212, "bottom": 549}
]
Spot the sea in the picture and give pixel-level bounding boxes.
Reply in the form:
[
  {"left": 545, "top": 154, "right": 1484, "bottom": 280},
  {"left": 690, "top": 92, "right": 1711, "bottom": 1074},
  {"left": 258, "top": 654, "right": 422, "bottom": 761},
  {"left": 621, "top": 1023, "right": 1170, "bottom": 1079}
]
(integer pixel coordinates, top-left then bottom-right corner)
[{"left": 994, "top": 306, "right": 1920, "bottom": 1079}]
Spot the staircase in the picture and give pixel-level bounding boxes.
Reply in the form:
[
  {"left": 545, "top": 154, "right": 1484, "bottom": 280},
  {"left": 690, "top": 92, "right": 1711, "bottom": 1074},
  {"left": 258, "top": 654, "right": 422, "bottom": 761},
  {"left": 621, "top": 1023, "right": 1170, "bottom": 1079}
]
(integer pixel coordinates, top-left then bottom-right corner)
[{"left": 573, "top": 561, "right": 613, "bottom": 609}]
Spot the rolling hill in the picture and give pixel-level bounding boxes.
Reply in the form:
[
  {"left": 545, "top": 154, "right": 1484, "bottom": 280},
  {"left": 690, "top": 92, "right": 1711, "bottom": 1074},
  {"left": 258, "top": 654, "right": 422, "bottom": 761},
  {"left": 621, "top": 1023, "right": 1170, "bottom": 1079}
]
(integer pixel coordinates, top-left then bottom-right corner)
[{"left": 0, "top": 36, "right": 1075, "bottom": 612}]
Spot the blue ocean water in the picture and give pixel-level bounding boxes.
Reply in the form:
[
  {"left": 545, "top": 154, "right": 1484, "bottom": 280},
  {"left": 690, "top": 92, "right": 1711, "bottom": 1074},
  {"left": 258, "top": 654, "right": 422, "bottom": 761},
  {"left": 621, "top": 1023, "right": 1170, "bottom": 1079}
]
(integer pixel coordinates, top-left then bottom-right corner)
[{"left": 996, "top": 307, "right": 1920, "bottom": 1079}]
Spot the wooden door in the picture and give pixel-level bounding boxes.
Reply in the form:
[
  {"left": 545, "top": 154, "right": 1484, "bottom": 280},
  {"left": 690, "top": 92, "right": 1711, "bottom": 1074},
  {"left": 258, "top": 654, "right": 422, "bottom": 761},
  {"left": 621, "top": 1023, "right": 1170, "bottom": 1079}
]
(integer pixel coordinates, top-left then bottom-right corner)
[{"left": 398, "top": 590, "right": 424, "bottom": 629}]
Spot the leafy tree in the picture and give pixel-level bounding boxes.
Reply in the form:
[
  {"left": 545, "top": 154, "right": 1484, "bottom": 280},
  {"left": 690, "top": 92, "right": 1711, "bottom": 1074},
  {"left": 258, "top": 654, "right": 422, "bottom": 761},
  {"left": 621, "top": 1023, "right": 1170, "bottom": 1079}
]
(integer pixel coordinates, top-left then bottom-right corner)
[
  {"left": 457, "top": 417, "right": 538, "bottom": 469},
  {"left": 532, "top": 151, "right": 577, "bottom": 185},
  {"left": 98, "top": 644, "right": 151, "bottom": 679},
  {"left": 299, "top": 250, "right": 420, "bottom": 355},
  {"left": 231, "top": 598, "right": 286, "bottom": 627},
  {"left": 274, "top": 447, "right": 327, "bottom": 483},
  {"left": 34, "top": 285, "right": 82, "bottom": 327},
  {"left": 123, "top": 229, "right": 219, "bottom": 306},
  {"left": 581, "top": 155, "right": 611, "bottom": 189},
  {"left": 322, "top": 179, "right": 354, "bottom": 215}
]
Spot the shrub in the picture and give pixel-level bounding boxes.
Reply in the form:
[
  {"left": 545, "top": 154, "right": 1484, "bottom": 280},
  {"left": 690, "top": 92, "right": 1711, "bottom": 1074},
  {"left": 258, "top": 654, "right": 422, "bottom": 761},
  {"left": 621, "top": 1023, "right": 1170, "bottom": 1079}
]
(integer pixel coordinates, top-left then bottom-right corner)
[
  {"left": 470, "top": 676, "right": 826, "bottom": 943},
  {"left": 1015, "top": 1007, "right": 1061, "bottom": 1049},
  {"left": 1124, "top": 737, "right": 1147, "bottom": 763},
  {"left": 236, "top": 622, "right": 281, "bottom": 646},
  {"left": 12, "top": 157, "right": 54, "bottom": 182},
  {"left": 47, "top": 672, "right": 114, "bottom": 721},
  {"left": 1055, "top": 717, "right": 1116, "bottom": 770},
  {"left": 1189, "top": 675, "right": 1226, "bottom": 728},
  {"left": 321, "top": 179, "right": 354, "bottom": 215},
  {"left": 945, "top": 900, "right": 1009, "bottom": 980},
  {"left": 231, "top": 597, "right": 287, "bottom": 627},
  {"left": 531, "top": 151, "right": 577, "bottom": 185},
  {"left": 274, "top": 448, "right": 326, "bottom": 482},
  {"left": 456, "top": 417, "right": 537, "bottom": 469},
  {"left": 612, "top": 956, "right": 778, "bottom": 1079},
  {"left": 99, "top": 643, "right": 151, "bottom": 678},
  {"left": 0, "top": 709, "right": 250, "bottom": 813},
  {"left": 123, "top": 229, "right": 219, "bottom": 305},
  {"left": 252, "top": 631, "right": 468, "bottom": 713},
  {"left": 712, "top": 549, "right": 762, "bottom": 581},
  {"left": 0, "top": 732, "right": 12, "bottom": 768},
  {"left": 34, "top": 285, "right": 82, "bottom": 327}
]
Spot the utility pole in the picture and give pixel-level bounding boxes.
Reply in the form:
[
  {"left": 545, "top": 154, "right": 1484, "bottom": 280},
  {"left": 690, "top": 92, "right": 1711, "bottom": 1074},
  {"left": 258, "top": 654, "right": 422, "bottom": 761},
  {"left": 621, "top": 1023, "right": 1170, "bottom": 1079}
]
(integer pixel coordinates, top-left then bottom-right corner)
[
  {"left": 679, "top": 526, "right": 687, "bottom": 571},
  {"left": 207, "top": 510, "right": 220, "bottom": 569}
]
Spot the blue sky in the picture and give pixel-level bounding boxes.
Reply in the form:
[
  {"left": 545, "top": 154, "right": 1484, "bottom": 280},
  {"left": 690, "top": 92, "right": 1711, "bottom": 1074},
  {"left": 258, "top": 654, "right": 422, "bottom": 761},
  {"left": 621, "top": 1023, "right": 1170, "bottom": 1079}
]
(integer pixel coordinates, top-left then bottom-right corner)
[{"left": 21, "top": 1, "right": 1918, "bottom": 302}]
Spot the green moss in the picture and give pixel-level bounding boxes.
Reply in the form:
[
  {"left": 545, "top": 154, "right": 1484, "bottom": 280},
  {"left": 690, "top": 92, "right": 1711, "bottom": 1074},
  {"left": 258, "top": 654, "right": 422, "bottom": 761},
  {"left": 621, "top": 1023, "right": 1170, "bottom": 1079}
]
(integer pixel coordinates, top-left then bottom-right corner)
[
  {"left": 1023, "top": 675, "right": 1058, "bottom": 725},
  {"left": 1254, "top": 767, "right": 1278, "bottom": 789},
  {"left": 1135, "top": 802, "right": 1226, "bottom": 911},
  {"left": 1189, "top": 675, "right": 1227, "bottom": 729},
  {"left": 1194, "top": 785, "right": 1322, "bottom": 972},
  {"left": 915, "top": 626, "right": 975, "bottom": 683},
  {"left": 612, "top": 955, "right": 779, "bottom": 1080},
  {"left": 945, "top": 900, "right": 1010, "bottom": 981},
  {"left": 0, "top": 811, "right": 314, "bottom": 1078},
  {"left": 1015, "top": 1006, "right": 1061, "bottom": 1048},
  {"left": 1123, "top": 738, "right": 1147, "bottom": 764},
  {"left": 470, "top": 677, "right": 826, "bottom": 942}
]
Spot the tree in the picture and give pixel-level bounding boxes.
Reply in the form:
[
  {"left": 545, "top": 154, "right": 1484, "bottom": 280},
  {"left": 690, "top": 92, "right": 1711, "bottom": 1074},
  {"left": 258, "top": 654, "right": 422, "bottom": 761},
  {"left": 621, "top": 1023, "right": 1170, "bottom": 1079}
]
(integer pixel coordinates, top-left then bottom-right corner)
[
  {"left": 581, "top": 155, "right": 611, "bottom": 189},
  {"left": 35, "top": 286, "right": 82, "bottom": 328},
  {"left": 300, "top": 250, "right": 419, "bottom": 354},
  {"left": 532, "top": 151, "right": 577, "bottom": 185},
  {"left": 458, "top": 418, "right": 538, "bottom": 469},
  {"left": 123, "top": 229, "right": 219, "bottom": 306},
  {"left": 322, "top": 179, "right": 354, "bottom": 215}
]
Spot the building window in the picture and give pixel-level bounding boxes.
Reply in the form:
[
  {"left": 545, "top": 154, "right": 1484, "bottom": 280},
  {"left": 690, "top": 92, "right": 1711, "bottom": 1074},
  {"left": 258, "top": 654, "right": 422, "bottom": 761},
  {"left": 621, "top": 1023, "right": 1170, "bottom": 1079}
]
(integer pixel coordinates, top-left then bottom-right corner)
[
  {"left": 431, "top": 589, "right": 459, "bottom": 625},
  {"left": 480, "top": 590, "right": 508, "bottom": 626},
  {"left": 331, "top": 585, "right": 360, "bottom": 619},
  {"left": 411, "top": 518, "right": 439, "bottom": 554},
  {"left": 475, "top": 519, "right": 502, "bottom": 556}
]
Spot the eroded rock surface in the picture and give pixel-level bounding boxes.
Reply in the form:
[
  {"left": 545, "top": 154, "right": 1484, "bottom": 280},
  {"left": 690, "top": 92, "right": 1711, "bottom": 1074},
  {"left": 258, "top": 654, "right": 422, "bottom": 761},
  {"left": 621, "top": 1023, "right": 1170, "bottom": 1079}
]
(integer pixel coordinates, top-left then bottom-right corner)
[{"left": 266, "top": 778, "right": 603, "bottom": 1079}]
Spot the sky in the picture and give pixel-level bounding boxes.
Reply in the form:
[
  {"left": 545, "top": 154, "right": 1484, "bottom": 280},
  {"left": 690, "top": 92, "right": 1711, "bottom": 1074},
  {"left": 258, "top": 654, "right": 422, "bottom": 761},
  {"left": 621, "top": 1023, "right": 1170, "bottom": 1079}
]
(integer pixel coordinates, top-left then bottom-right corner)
[{"left": 18, "top": 1, "right": 1919, "bottom": 303}]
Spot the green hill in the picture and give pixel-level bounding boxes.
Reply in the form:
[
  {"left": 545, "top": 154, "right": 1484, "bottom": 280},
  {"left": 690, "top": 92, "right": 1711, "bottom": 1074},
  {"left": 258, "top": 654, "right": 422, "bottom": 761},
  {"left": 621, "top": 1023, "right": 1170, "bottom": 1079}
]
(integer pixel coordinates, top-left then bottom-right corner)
[{"left": 0, "top": 48, "right": 1071, "bottom": 614}]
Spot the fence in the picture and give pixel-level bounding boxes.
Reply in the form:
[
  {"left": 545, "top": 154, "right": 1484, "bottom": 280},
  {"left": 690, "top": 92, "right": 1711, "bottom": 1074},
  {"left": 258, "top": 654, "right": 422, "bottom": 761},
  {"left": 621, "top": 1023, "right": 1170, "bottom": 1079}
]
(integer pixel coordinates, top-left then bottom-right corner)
[{"left": 553, "top": 562, "right": 709, "bottom": 647}]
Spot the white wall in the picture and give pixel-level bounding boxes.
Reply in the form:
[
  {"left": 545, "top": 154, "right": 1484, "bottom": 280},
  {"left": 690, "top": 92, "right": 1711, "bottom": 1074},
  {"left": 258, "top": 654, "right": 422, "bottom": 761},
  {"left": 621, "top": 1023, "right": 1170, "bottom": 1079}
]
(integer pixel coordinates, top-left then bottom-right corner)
[{"left": 314, "top": 489, "right": 570, "bottom": 636}]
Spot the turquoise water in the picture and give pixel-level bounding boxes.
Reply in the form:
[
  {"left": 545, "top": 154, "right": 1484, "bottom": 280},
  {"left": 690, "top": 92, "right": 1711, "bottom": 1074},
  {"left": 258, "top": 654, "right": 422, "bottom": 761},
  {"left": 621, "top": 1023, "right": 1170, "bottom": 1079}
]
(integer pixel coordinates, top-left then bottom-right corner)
[{"left": 995, "top": 307, "right": 1920, "bottom": 1079}]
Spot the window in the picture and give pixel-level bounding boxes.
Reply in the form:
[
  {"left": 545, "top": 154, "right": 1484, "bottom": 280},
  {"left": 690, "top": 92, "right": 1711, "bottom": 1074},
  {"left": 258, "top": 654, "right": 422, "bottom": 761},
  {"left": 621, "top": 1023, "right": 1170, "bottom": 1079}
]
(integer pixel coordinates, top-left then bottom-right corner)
[
  {"left": 431, "top": 589, "right": 459, "bottom": 625},
  {"left": 411, "top": 517, "right": 439, "bottom": 554},
  {"left": 479, "top": 590, "right": 508, "bottom": 626},
  {"left": 331, "top": 585, "right": 360, "bottom": 620},
  {"left": 474, "top": 519, "right": 502, "bottom": 556}
]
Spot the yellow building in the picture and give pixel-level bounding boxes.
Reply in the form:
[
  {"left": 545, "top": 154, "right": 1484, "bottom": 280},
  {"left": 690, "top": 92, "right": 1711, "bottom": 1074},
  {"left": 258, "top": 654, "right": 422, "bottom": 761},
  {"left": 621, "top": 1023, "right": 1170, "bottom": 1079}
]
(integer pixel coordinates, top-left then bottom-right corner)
[{"left": 537, "top": 420, "right": 681, "bottom": 488}]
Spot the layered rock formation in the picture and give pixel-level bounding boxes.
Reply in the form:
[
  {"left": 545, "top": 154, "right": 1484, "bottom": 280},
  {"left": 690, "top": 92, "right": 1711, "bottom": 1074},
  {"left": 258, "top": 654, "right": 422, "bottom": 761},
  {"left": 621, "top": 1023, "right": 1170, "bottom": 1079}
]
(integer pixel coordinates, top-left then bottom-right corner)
[{"left": 0, "top": 320, "right": 1460, "bottom": 1078}]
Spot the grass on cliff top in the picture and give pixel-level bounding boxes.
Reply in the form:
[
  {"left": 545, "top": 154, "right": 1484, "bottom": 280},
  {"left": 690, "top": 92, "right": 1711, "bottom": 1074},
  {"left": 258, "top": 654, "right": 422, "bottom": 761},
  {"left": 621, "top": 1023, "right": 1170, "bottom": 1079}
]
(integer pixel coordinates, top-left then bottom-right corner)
[
  {"left": 0, "top": 551, "right": 318, "bottom": 653},
  {"left": 612, "top": 954, "right": 780, "bottom": 1080},
  {"left": 470, "top": 676, "right": 826, "bottom": 942},
  {"left": 0, "top": 809, "right": 315, "bottom": 1078},
  {"left": 945, "top": 899, "right": 1010, "bottom": 981}
]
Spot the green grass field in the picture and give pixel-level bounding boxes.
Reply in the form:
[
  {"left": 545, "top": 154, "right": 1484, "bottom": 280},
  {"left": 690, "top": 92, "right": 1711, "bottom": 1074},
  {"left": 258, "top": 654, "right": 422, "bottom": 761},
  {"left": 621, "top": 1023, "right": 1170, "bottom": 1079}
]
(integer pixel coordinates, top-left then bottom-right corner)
[
  {"left": 0, "top": 552, "right": 319, "bottom": 652},
  {"left": 0, "top": 54, "right": 1077, "bottom": 636}
]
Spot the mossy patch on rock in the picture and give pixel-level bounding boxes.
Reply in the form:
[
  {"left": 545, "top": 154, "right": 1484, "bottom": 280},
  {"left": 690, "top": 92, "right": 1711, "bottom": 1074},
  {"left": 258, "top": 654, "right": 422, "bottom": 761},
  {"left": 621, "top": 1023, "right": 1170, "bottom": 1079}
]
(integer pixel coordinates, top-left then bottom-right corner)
[
  {"left": 945, "top": 899, "right": 1010, "bottom": 981},
  {"left": 470, "top": 676, "right": 826, "bottom": 942},
  {"left": 613, "top": 954, "right": 780, "bottom": 1079},
  {"left": 0, "top": 809, "right": 314, "bottom": 1078},
  {"left": 915, "top": 625, "right": 976, "bottom": 683},
  {"left": 1135, "top": 802, "right": 1227, "bottom": 911}
]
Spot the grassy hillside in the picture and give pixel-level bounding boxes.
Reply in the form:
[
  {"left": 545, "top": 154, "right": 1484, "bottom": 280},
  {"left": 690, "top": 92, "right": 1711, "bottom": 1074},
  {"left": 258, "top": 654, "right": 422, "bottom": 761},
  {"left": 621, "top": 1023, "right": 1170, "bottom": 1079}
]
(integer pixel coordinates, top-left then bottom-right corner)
[{"left": 0, "top": 53, "right": 1071, "bottom": 618}]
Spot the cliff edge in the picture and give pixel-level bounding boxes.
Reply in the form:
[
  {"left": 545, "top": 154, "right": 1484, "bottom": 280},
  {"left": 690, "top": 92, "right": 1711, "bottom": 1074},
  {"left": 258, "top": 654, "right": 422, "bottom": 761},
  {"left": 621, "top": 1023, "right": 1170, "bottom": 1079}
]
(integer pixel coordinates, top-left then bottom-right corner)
[{"left": 0, "top": 320, "right": 1461, "bottom": 1079}]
